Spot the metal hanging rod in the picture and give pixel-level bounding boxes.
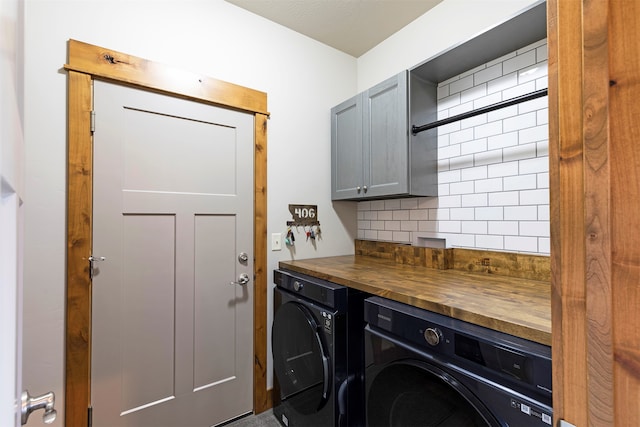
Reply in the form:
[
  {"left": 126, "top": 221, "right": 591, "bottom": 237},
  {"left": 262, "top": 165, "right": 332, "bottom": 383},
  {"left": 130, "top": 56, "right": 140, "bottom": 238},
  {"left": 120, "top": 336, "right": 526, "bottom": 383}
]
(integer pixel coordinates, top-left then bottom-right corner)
[{"left": 412, "top": 88, "right": 548, "bottom": 135}]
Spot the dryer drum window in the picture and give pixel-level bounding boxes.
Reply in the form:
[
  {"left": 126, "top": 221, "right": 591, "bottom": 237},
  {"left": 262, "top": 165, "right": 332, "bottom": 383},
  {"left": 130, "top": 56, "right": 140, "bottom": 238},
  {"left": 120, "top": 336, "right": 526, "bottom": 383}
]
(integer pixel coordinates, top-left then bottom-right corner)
[
  {"left": 272, "top": 302, "right": 330, "bottom": 414},
  {"left": 367, "top": 362, "right": 491, "bottom": 427}
]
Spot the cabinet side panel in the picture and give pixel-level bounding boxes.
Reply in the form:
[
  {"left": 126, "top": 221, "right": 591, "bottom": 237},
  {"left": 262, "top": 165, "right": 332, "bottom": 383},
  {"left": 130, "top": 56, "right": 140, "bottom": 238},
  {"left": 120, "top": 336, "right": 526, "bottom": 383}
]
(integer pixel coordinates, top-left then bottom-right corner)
[{"left": 409, "top": 73, "right": 438, "bottom": 197}]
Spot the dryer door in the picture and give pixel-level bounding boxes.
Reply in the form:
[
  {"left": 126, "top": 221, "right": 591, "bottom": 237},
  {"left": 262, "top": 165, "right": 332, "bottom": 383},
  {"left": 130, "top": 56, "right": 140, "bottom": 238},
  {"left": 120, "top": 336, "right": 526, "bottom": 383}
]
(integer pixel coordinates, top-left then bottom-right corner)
[{"left": 273, "top": 301, "right": 331, "bottom": 414}]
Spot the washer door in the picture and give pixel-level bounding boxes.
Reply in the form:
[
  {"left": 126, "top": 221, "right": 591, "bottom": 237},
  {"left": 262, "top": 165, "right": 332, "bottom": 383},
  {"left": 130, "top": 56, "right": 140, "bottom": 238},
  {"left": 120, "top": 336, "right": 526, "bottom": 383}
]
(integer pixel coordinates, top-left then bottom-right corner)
[
  {"left": 367, "top": 361, "right": 497, "bottom": 427},
  {"left": 273, "top": 301, "right": 331, "bottom": 414}
]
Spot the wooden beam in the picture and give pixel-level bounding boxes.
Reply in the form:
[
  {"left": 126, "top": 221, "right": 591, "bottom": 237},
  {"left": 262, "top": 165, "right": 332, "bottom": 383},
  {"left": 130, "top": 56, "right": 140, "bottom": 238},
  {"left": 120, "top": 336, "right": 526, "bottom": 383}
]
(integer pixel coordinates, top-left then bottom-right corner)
[
  {"left": 548, "top": 0, "right": 588, "bottom": 425},
  {"left": 64, "top": 39, "right": 269, "bottom": 116},
  {"left": 65, "top": 70, "right": 93, "bottom": 427},
  {"left": 609, "top": 1, "right": 640, "bottom": 424},
  {"left": 253, "top": 113, "right": 272, "bottom": 413}
]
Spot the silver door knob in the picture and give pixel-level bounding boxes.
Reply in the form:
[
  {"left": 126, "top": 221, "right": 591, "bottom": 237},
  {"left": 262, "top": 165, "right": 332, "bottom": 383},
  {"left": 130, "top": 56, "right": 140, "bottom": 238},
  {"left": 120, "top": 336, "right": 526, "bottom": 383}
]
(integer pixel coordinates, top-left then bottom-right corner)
[
  {"left": 238, "top": 252, "right": 249, "bottom": 263},
  {"left": 230, "top": 273, "right": 250, "bottom": 286},
  {"left": 21, "top": 390, "right": 57, "bottom": 425}
]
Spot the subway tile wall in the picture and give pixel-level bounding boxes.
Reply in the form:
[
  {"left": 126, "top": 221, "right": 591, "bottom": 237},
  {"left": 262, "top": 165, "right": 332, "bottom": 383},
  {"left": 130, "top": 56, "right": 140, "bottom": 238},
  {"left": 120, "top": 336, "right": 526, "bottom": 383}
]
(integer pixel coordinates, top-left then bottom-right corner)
[{"left": 357, "top": 39, "right": 549, "bottom": 254}]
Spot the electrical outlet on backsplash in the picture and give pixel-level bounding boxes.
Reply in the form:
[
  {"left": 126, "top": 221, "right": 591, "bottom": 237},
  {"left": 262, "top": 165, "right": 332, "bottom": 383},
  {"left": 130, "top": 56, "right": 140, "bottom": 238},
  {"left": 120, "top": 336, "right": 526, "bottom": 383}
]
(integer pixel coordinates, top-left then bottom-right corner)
[{"left": 357, "top": 39, "right": 550, "bottom": 255}]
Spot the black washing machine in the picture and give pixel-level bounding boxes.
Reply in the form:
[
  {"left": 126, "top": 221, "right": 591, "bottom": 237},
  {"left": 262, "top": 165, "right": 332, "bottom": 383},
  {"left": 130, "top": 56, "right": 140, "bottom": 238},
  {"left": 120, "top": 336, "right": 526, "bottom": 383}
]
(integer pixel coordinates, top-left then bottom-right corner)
[
  {"left": 272, "top": 269, "right": 366, "bottom": 427},
  {"left": 364, "top": 296, "right": 552, "bottom": 427}
]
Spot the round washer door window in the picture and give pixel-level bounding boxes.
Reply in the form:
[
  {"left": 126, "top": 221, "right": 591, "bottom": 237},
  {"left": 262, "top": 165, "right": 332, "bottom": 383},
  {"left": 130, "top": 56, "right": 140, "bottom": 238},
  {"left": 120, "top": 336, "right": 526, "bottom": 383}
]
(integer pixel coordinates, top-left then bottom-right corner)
[
  {"left": 367, "top": 362, "right": 494, "bottom": 427},
  {"left": 272, "top": 302, "right": 330, "bottom": 415}
]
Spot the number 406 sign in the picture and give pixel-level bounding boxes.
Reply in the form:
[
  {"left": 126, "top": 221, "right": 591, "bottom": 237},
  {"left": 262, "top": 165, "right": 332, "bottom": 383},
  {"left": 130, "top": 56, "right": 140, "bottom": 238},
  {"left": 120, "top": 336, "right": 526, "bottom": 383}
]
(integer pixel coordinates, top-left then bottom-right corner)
[{"left": 288, "top": 204, "right": 319, "bottom": 226}]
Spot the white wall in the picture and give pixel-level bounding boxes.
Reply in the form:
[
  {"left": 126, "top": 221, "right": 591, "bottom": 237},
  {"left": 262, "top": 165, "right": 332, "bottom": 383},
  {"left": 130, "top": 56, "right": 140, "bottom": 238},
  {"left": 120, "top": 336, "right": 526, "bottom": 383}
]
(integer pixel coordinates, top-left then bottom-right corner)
[
  {"left": 22, "top": 1, "right": 356, "bottom": 424},
  {"left": 357, "top": 0, "right": 541, "bottom": 91}
]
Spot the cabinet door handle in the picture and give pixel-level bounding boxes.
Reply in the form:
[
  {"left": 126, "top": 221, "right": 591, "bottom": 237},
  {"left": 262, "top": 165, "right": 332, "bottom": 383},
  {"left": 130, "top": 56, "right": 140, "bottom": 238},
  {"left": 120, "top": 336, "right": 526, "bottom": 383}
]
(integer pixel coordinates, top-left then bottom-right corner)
[
  {"left": 363, "top": 185, "right": 368, "bottom": 193},
  {"left": 356, "top": 186, "right": 361, "bottom": 193}
]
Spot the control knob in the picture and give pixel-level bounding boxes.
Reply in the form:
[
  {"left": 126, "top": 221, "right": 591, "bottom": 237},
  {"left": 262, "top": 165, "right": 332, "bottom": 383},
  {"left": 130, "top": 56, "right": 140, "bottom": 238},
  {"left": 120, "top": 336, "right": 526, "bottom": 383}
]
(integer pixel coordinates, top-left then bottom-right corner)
[
  {"left": 293, "top": 281, "right": 304, "bottom": 292},
  {"left": 424, "top": 327, "right": 443, "bottom": 346}
]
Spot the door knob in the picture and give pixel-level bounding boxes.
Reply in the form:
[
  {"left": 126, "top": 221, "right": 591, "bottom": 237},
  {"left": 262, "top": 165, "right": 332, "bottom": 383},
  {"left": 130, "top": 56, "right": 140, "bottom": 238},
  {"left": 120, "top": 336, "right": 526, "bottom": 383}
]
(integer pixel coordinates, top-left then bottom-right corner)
[
  {"left": 21, "top": 390, "right": 57, "bottom": 425},
  {"left": 230, "top": 273, "right": 250, "bottom": 286},
  {"left": 238, "top": 252, "right": 249, "bottom": 264}
]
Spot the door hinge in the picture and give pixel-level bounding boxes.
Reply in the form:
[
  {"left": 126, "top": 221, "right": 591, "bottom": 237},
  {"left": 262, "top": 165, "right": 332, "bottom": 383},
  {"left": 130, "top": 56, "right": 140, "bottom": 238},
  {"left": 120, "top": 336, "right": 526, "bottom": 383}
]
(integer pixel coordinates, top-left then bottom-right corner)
[
  {"left": 88, "top": 406, "right": 93, "bottom": 427},
  {"left": 90, "top": 110, "right": 96, "bottom": 133}
]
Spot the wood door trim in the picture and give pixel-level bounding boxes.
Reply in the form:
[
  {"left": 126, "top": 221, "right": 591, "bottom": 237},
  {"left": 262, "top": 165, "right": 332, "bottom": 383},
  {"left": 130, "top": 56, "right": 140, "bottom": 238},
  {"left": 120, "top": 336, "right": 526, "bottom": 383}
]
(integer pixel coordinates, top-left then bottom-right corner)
[{"left": 65, "top": 39, "right": 270, "bottom": 426}]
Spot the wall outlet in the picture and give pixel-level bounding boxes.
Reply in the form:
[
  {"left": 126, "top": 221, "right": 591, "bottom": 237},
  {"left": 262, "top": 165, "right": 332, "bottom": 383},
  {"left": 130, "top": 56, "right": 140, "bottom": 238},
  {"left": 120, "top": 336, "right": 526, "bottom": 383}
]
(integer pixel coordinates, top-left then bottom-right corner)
[{"left": 271, "top": 233, "right": 282, "bottom": 251}]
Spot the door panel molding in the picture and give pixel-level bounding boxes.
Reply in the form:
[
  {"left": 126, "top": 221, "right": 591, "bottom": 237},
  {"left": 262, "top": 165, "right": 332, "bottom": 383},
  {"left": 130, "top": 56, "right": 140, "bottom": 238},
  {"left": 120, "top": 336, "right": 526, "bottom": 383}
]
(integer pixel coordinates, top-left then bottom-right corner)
[{"left": 65, "top": 39, "right": 270, "bottom": 426}]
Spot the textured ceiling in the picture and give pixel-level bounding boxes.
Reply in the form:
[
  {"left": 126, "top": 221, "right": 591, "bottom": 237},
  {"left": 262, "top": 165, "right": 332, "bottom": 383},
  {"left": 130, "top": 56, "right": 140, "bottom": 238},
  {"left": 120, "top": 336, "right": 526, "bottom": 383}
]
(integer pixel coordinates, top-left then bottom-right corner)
[{"left": 225, "top": 0, "right": 443, "bottom": 57}]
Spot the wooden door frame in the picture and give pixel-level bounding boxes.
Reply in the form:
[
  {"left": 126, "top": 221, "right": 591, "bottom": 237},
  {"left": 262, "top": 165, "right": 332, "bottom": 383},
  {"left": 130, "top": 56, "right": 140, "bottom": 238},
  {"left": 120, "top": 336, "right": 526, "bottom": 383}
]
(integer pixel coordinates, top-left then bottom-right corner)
[{"left": 64, "top": 39, "right": 271, "bottom": 426}]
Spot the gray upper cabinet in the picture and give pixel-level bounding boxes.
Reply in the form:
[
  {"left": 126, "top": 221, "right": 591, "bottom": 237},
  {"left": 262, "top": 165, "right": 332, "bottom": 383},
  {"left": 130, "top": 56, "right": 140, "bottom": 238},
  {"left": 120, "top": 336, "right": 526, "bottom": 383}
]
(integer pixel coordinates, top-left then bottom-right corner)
[{"left": 331, "top": 71, "right": 438, "bottom": 200}]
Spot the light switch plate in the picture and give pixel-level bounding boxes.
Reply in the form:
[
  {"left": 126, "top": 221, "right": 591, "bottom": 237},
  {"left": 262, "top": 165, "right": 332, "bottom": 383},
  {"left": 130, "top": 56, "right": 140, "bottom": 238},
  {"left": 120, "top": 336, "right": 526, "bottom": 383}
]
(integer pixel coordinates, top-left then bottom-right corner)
[{"left": 271, "top": 233, "right": 282, "bottom": 251}]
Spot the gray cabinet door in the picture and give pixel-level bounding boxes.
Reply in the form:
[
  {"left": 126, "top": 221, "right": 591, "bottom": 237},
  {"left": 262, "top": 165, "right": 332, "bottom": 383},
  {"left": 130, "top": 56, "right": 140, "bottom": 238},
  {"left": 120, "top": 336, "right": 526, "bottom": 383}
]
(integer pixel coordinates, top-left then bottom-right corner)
[
  {"left": 363, "top": 71, "right": 409, "bottom": 198},
  {"left": 331, "top": 94, "right": 363, "bottom": 200}
]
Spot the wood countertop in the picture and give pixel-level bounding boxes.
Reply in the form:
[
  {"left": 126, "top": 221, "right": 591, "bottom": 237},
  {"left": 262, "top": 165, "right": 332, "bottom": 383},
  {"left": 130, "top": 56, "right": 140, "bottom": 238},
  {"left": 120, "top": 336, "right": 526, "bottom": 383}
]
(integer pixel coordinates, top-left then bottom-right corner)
[{"left": 279, "top": 255, "right": 551, "bottom": 346}]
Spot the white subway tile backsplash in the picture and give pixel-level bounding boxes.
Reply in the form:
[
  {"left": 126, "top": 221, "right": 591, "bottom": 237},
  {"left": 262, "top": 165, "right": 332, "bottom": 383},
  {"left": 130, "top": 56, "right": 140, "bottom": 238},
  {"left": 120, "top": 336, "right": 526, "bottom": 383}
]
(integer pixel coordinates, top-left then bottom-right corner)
[
  {"left": 462, "top": 221, "right": 488, "bottom": 234},
  {"left": 392, "top": 231, "right": 411, "bottom": 243},
  {"left": 377, "top": 230, "right": 394, "bottom": 241},
  {"left": 371, "top": 200, "right": 385, "bottom": 210},
  {"left": 487, "top": 73, "right": 517, "bottom": 94},
  {"left": 475, "top": 121, "right": 503, "bottom": 138},
  {"left": 449, "top": 154, "right": 475, "bottom": 170},
  {"left": 401, "top": 198, "right": 419, "bottom": 210},
  {"left": 503, "top": 143, "right": 537, "bottom": 162},
  {"left": 476, "top": 234, "right": 504, "bottom": 250},
  {"left": 519, "top": 221, "right": 550, "bottom": 237},
  {"left": 504, "top": 236, "right": 538, "bottom": 252},
  {"left": 520, "top": 189, "right": 549, "bottom": 205},
  {"left": 503, "top": 49, "right": 536, "bottom": 74},
  {"left": 475, "top": 207, "right": 504, "bottom": 221},
  {"left": 439, "top": 170, "right": 462, "bottom": 184},
  {"left": 461, "top": 166, "right": 488, "bottom": 181},
  {"left": 438, "top": 195, "right": 462, "bottom": 208},
  {"left": 503, "top": 111, "right": 537, "bottom": 132},
  {"left": 410, "top": 209, "right": 429, "bottom": 221},
  {"left": 520, "top": 157, "right": 549, "bottom": 175},
  {"left": 385, "top": 221, "right": 400, "bottom": 231},
  {"left": 519, "top": 124, "right": 549, "bottom": 144},
  {"left": 489, "top": 221, "right": 519, "bottom": 235},
  {"left": 538, "top": 237, "right": 550, "bottom": 254},
  {"left": 383, "top": 199, "right": 400, "bottom": 210},
  {"left": 378, "top": 210, "right": 393, "bottom": 221},
  {"left": 450, "top": 75, "right": 474, "bottom": 94},
  {"left": 439, "top": 144, "right": 461, "bottom": 159},
  {"left": 450, "top": 181, "right": 475, "bottom": 195},
  {"left": 357, "top": 39, "right": 549, "bottom": 255},
  {"left": 505, "top": 206, "right": 538, "bottom": 221},
  {"left": 488, "top": 161, "right": 519, "bottom": 178},
  {"left": 429, "top": 208, "right": 450, "bottom": 221},
  {"left": 503, "top": 80, "right": 536, "bottom": 100},
  {"left": 488, "top": 191, "right": 519, "bottom": 206},
  {"left": 450, "top": 208, "right": 475, "bottom": 220},
  {"left": 392, "top": 210, "right": 410, "bottom": 221},
  {"left": 439, "top": 221, "right": 462, "bottom": 233},
  {"left": 537, "top": 172, "right": 549, "bottom": 189},
  {"left": 504, "top": 174, "right": 537, "bottom": 191},
  {"left": 488, "top": 132, "right": 519, "bottom": 150},
  {"left": 475, "top": 178, "right": 503, "bottom": 193},
  {"left": 450, "top": 128, "right": 475, "bottom": 145},
  {"left": 401, "top": 220, "right": 418, "bottom": 231},
  {"left": 474, "top": 149, "right": 503, "bottom": 166},
  {"left": 461, "top": 138, "right": 488, "bottom": 155},
  {"left": 462, "top": 193, "right": 488, "bottom": 207},
  {"left": 474, "top": 63, "right": 503, "bottom": 85},
  {"left": 461, "top": 84, "right": 488, "bottom": 104}
]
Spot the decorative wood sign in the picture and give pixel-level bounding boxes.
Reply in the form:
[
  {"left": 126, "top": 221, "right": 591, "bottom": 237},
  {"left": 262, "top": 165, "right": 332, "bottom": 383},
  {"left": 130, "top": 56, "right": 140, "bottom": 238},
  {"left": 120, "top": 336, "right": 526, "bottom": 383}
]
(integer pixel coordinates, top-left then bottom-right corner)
[{"left": 287, "top": 204, "right": 319, "bottom": 226}]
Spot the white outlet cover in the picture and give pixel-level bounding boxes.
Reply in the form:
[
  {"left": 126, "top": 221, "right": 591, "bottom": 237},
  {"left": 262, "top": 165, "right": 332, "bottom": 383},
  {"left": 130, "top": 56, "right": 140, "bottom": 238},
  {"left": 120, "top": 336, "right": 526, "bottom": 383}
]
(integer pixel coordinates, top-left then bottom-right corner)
[{"left": 271, "top": 232, "right": 282, "bottom": 251}]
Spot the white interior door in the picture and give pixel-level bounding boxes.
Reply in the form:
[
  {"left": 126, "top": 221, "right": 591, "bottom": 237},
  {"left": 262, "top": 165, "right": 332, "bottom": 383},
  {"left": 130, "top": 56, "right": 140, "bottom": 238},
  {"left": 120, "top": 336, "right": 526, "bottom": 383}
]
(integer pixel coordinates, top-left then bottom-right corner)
[{"left": 91, "top": 80, "right": 254, "bottom": 427}]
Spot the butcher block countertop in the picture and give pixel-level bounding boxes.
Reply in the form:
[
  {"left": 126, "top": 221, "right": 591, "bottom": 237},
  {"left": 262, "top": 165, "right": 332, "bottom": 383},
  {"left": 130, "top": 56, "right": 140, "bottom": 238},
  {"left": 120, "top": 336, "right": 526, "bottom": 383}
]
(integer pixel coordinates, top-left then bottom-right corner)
[{"left": 279, "top": 255, "right": 551, "bottom": 346}]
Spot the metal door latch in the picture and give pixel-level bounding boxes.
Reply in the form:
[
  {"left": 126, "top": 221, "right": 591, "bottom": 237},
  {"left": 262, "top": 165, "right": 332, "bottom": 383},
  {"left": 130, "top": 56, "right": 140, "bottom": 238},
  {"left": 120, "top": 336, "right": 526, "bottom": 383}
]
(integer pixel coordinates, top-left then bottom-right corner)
[
  {"left": 21, "top": 390, "right": 57, "bottom": 425},
  {"left": 230, "top": 273, "right": 250, "bottom": 286},
  {"left": 88, "top": 255, "right": 106, "bottom": 280}
]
